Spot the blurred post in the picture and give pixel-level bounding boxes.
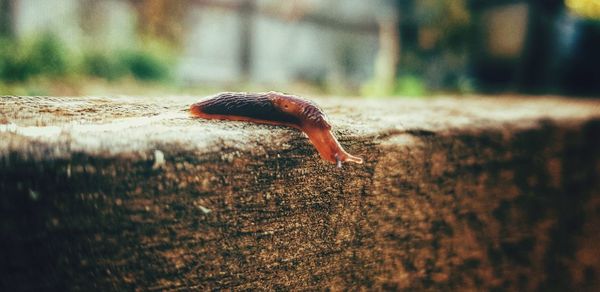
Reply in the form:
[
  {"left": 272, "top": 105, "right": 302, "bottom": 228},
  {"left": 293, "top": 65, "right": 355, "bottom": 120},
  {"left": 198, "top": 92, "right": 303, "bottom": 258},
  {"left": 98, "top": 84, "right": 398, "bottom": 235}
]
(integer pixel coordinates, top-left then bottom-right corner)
[
  {"left": 239, "top": 0, "right": 255, "bottom": 81},
  {"left": 0, "top": 0, "right": 14, "bottom": 37},
  {"left": 372, "top": 1, "right": 401, "bottom": 95},
  {"left": 374, "top": 17, "right": 400, "bottom": 95},
  {"left": 130, "top": 0, "right": 187, "bottom": 46},
  {"left": 515, "top": 0, "right": 564, "bottom": 93},
  {"left": 79, "top": 0, "right": 103, "bottom": 36}
]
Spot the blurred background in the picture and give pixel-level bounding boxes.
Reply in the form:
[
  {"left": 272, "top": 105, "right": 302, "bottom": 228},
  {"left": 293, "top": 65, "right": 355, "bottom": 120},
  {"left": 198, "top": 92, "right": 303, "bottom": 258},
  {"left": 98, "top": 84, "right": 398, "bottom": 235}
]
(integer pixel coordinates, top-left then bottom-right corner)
[{"left": 0, "top": 0, "right": 598, "bottom": 97}]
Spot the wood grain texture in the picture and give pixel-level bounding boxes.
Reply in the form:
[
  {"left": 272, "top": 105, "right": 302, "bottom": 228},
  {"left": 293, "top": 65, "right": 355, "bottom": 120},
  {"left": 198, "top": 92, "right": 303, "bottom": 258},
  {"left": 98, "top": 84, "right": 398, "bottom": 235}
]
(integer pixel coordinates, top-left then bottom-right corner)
[{"left": 1, "top": 95, "right": 599, "bottom": 290}]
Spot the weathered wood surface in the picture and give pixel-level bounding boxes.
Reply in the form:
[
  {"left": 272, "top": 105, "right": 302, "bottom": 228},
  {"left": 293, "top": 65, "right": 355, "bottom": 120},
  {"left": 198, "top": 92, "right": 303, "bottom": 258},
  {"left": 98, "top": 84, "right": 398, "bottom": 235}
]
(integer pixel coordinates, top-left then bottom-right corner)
[{"left": 1, "top": 95, "right": 599, "bottom": 291}]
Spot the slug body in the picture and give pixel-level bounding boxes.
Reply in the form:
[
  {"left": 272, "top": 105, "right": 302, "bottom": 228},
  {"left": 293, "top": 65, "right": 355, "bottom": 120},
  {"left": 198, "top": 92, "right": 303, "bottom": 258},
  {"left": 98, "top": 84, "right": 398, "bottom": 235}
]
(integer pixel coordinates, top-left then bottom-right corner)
[{"left": 190, "top": 92, "right": 363, "bottom": 167}]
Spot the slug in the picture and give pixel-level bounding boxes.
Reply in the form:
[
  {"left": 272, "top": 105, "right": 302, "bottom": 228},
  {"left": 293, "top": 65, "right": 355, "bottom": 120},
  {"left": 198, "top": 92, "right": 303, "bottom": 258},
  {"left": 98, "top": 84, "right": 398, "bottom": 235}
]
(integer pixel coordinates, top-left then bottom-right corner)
[{"left": 190, "top": 91, "right": 363, "bottom": 167}]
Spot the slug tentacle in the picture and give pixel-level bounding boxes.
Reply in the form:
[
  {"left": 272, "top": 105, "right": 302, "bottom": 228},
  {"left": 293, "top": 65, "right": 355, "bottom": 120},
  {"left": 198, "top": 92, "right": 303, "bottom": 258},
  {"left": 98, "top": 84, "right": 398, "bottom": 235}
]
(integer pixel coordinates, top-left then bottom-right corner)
[{"left": 190, "top": 91, "right": 363, "bottom": 167}]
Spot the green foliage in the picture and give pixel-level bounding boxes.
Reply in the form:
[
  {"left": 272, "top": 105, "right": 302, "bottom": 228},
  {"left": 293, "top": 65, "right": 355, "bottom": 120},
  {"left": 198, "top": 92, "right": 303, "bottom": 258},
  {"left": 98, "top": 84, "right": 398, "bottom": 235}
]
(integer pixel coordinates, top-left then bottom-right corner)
[
  {"left": 119, "top": 49, "right": 170, "bottom": 81},
  {"left": 416, "top": 0, "right": 471, "bottom": 48},
  {"left": 361, "top": 74, "right": 427, "bottom": 97},
  {"left": 0, "top": 33, "right": 174, "bottom": 85},
  {"left": 0, "top": 33, "right": 72, "bottom": 82},
  {"left": 0, "top": 38, "right": 31, "bottom": 82},
  {"left": 82, "top": 50, "right": 127, "bottom": 81},
  {"left": 27, "top": 33, "right": 71, "bottom": 77},
  {"left": 395, "top": 74, "right": 426, "bottom": 97},
  {"left": 0, "top": 41, "right": 19, "bottom": 81},
  {"left": 82, "top": 39, "right": 173, "bottom": 82}
]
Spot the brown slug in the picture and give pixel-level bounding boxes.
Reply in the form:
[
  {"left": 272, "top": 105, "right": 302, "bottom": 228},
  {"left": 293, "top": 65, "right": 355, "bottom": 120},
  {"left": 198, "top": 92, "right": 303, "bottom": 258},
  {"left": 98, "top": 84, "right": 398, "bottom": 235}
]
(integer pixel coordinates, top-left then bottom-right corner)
[{"left": 190, "top": 91, "right": 363, "bottom": 167}]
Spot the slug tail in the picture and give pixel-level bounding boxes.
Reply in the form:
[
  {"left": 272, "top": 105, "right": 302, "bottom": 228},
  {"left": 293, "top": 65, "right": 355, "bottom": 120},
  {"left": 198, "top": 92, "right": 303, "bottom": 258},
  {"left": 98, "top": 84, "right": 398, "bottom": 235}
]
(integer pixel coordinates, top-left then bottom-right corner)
[{"left": 190, "top": 103, "right": 205, "bottom": 117}]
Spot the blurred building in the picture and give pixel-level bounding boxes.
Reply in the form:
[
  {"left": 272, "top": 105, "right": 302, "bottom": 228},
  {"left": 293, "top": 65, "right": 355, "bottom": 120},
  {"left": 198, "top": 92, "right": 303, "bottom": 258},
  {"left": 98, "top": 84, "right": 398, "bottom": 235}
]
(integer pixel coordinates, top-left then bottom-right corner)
[
  {"left": 1, "top": 0, "right": 387, "bottom": 90},
  {"left": 178, "top": 0, "right": 384, "bottom": 89},
  {"left": 2, "top": 0, "right": 136, "bottom": 49},
  {"left": 1, "top": 0, "right": 598, "bottom": 95}
]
